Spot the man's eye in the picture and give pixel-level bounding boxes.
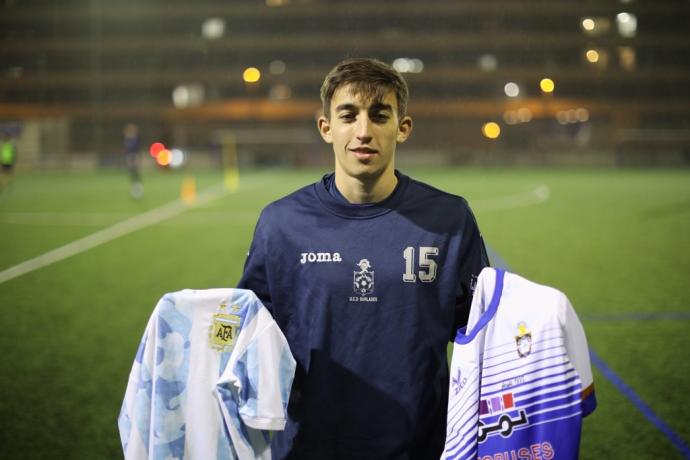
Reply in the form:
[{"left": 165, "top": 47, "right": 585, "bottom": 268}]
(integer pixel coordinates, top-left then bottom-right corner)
[
  {"left": 340, "top": 113, "right": 356, "bottom": 122},
  {"left": 372, "top": 114, "right": 390, "bottom": 122}
]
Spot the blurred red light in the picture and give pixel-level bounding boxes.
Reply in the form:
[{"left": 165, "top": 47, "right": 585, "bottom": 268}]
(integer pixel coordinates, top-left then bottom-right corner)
[{"left": 149, "top": 142, "right": 165, "bottom": 157}]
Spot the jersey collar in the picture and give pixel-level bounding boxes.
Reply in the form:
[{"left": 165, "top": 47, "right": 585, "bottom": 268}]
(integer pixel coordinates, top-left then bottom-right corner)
[{"left": 314, "top": 170, "right": 410, "bottom": 219}]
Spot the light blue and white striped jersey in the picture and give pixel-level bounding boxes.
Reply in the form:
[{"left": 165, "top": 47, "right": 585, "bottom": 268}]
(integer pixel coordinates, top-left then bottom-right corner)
[
  {"left": 118, "top": 288, "right": 296, "bottom": 460},
  {"left": 443, "top": 268, "right": 596, "bottom": 460}
]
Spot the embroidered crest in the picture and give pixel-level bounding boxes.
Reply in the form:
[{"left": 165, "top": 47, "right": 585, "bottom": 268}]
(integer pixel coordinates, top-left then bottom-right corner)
[
  {"left": 353, "top": 259, "right": 375, "bottom": 295},
  {"left": 515, "top": 321, "right": 532, "bottom": 358},
  {"left": 210, "top": 299, "right": 241, "bottom": 352}
]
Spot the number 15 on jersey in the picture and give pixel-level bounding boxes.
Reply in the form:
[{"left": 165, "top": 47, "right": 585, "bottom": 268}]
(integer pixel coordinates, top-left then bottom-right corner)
[{"left": 403, "top": 246, "right": 439, "bottom": 283}]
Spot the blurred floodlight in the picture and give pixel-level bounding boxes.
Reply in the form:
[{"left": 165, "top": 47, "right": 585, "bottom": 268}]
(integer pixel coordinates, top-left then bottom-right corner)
[
  {"left": 269, "top": 60, "right": 286, "bottom": 75},
  {"left": 201, "top": 18, "right": 226, "bottom": 40},
  {"left": 576, "top": 108, "right": 590, "bottom": 122},
  {"left": 478, "top": 54, "right": 498, "bottom": 72},
  {"left": 585, "top": 49, "right": 600, "bottom": 63},
  {"left": 503, "top": 111, "right": 519, "bottom": 125},
  {"left": 517, "top": 107, "right": 532, "bottom": 123},
  {"left": 482, "top": 122, "right": 501, "bottom": 139},
  {"left": 618, "top": 46, "right": 637, "bottom": 71},
  {"left": 566, "top": 109, "right": 578, "bottom": 124},
  {"left": 557, "top": 108, "right": 589, "bottom": 124},
  {"left": 504, "top": 82, "right": 520, "bottom": 98},
  {"left": 581, "top": 18, "right": 595, "bottom": 31},
  {"left": 243, "top": 67, "right": 261, "bottom": 83},
  {"left": 581, "top": 17, "right": 611, "bottom": 36},
  {"left": 393, "top": 58, "right": 411, "bottom": 73},
  {"left": 392, "top": 58, "right": 424, "bottom": 73},
  {"left": 170, "top": 149, "right": 185, "bottom": 168},
  {"left": 540, "top": 78, "right": 555, "bottom": 93},
  {"left": 616, "top": 12, "right": 637, "bottom": 38},
  {"left": 172, "top": 83, "right": 204, "bottom": 108},
  {"left": 266, "top": 0, "right": 289, "bottom": 5},
  {"left": 585, "top": 48, "right": 609, "bottom": 69},
  {"left": 149, "top": 142, "right": 165, "bottom": 158},
  {"left": 269, "top": 84, "right": 292, "bottom": 101}
]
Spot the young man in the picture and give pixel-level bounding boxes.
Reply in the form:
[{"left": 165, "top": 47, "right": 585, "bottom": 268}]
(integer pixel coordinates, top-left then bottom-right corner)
[{"left": 238, "top": 57, "right": 489, "bottom": 459}]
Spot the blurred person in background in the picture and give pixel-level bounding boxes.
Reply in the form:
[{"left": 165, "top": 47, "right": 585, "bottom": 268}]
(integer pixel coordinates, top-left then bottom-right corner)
[
  {"left": 238, "top": 57, "right": 489, "bottom": 459},
  {"left": 1, "top": 129, "right": 17, "bottom": 193},
  {"left": 123, "top": 122, "right": 144, "bottom": 199}
]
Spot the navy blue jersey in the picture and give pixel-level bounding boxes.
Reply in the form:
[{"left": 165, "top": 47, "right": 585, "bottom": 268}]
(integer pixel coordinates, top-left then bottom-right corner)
[{"left": 238, "top": 171, "right": 489, "bottom": 459}]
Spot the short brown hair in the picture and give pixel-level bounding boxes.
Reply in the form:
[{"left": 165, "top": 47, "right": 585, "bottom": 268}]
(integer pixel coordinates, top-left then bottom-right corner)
[{"left": 320, "top": 58, "right": 410, "bottom": 120}]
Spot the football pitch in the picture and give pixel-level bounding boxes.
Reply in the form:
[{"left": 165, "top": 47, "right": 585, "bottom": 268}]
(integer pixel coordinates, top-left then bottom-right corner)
[{"left": 0, "top": 166, "right": 688, "bottom": 459}]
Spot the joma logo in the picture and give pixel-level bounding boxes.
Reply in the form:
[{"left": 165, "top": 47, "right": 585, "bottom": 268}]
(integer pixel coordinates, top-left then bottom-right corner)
[{"left": 300, "top": 252, "right": 343, "bottom": 264}]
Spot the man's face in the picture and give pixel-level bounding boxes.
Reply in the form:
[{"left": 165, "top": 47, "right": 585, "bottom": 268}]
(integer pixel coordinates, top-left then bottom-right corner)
[{"left": 318, "top": 84, "right": 412, "bottom": 182}]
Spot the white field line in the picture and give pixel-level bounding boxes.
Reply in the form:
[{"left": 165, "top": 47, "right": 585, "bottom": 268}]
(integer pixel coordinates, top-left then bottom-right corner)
[
  {"left": 0, "top": 181, "right": 549, "bottom": 284},
  {"left": 0, "top": 212, "right": 131, "bottom": 226},
  {"left": 1, "top": 184, "right": 551, "bottom": 228},
  {"left": 0, "top": 182, "right": 230, "bottom": 284},
  {"left": 473, "top": 184, "right": 550, "bottom": 212},
  {"left": 0, "top": 211, "right": 261, "bottom": 227}
]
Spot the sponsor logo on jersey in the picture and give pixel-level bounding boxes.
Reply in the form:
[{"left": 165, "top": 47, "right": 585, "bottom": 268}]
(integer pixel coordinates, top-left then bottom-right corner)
[
  {"left": 452, "top": 368, "right": 467, "bottom": 394},
  {"left": 478, "top": 392, "right": 529, "bottom": 442},
  {"left": 515, "top": 321, "right": 532, "bottom": 357},
  {"left": 299, "top": 252, "right": 342, "bottom": 264},
  {"left": 209, "top": 300, "right": 241, "bottom": 351}
]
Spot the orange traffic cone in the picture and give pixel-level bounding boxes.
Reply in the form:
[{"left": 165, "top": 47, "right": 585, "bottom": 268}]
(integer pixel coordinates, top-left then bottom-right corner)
[{"left": 181, "top": 175, "right": 197, "bottom": 204}]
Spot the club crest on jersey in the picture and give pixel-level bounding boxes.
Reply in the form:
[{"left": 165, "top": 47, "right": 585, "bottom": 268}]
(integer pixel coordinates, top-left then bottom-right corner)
[
  {"left": 209, "top": 300, "right": 241, "bottom": 352},
  {"left": 353, "top": 259, "right": 375, "bottom": 295},
  {"left": 515, "top": 321, "right": 532, "bottom": 358}
]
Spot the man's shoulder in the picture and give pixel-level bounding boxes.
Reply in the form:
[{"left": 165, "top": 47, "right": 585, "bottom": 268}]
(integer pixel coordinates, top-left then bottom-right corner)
[
  {"left": 259, "top": 178, "right": 322, "bottom": 219},
  {"left": 404, "top": 174, "right": 472, "bottom": 209}
]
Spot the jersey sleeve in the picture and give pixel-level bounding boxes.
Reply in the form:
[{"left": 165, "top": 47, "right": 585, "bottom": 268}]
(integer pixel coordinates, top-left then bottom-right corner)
[
  {"left": 561, "top": 294, "right": 597, "bottom": 417},
  {"left": 237, "top": 209, "right": 273, "bottom": 313},
  {"left": 118, "top": 296, "right": 173, "bottom": 460},
  {"left": 118, "top": 323, "right": 153, "bottom": 460},
  {"left": 235, "top": 308, "right": 296, "bottom": 430},
  {"left": 216, "top": 293, "right": 296, "bottom": 459},
  {"left": 453, "top": 201, "right": 491, "bottom": 335}
]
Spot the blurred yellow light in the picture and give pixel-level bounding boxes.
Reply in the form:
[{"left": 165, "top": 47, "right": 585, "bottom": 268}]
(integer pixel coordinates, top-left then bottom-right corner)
[
  {"left": 243, "top": 67, "right": 261, "bottom": 83},
  {"left": 156, "top": 149, "right": 172, "bottom": 166},
  {"left": 482, "top": 122, "right": 501, "bottom": 139},
  {"left": 540, "top": 78, "right": 555, "bottom": 93},
  {"left": 586, "top": 49, "right": 600, "bottom": 63},
  {"left": 582, "top": 18, "right": 595, "bottom": 31}
]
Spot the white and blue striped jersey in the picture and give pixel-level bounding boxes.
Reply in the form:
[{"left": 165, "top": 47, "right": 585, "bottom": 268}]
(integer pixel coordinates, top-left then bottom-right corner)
[
  {"left": 443, "top": 268, "right": 596, "bottom": 460},
  {"left": 118, "top": 288, "right": 296, "bottom": 460}
]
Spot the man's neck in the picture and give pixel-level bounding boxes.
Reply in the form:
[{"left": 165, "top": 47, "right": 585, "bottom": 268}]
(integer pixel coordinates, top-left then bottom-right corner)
[{"left": 334, "top": 169, "right": 398, "bottom": 204}]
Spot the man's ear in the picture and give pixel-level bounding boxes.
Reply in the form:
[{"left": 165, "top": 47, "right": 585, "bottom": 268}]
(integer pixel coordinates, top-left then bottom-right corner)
[
  {"left": 318, "top": 116, "right": 333, "bottom": 144},
  {"left": 397, "top": 116, "right": 413, "bottom": 143}
]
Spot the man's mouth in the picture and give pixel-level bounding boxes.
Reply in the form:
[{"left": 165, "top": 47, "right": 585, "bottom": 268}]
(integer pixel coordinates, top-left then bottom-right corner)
[{"left": 349, "top": 147, "right": 378, "bottom": 159}]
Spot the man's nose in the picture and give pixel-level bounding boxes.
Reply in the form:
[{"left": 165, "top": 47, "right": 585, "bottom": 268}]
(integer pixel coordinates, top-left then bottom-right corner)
[{"left": 355, "top": 116, "right": 373, "bottom": 141}]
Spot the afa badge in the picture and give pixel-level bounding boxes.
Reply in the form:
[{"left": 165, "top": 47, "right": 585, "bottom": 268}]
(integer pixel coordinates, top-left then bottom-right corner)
[
  {"left": 515, "top": 321, "right": 532, "bottom": 358},
  {"left": 210, "top": 300, "right": 241, "bottom": 352}
]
